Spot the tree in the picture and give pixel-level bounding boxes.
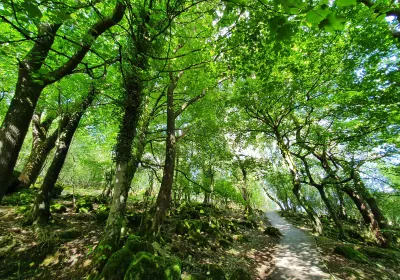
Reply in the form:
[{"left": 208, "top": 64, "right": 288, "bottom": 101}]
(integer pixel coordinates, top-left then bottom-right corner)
[{"left": 0, "top": 1, "right": 126, "bottom": 200}]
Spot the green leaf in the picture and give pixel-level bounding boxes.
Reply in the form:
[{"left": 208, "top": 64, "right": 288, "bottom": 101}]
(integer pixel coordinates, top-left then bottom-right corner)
[
  {"left": 376, "top": 14, "right": 387, "bottom": 21},
  {"left": 336, "top": 0, "right": 357, "bottom": 7},
  {"left": 328, "top": 13, "right": 346, "bottom": 30},
  {"left": 22, "top": 2, "right": 42, "bottom": 18},
  {"left": 306, "top": 10, "right": 324, "bottom": 24}
]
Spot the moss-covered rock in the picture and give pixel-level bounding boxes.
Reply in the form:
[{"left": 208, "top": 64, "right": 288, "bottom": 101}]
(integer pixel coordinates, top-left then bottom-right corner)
[
  {"left": 230, "top": 267, "right": 252, "bottom": 280},
  {"left": 188, "top": 230, "right": 208, "bottom": 247},
  {"left": 124, "top": 252, "right": 181, "bottom": 280},
  {"left": 99, "top": 247, "right": 135, "bottom": 280},
  {"left": 176, "top": 220, "right": 205, "bottom": 235},
  {"left": 264, "top": 226, "right": 282, "bottom": 238},
  {"left": 125, "top": 235, "right": 154, "bottom": 254},
  {"left": 333, "top": 245, "right": 369, "bottom": 263}
]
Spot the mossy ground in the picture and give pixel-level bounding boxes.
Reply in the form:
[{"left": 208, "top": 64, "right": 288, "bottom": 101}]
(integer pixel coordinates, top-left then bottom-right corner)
[
  {"left": 0, "top": 187, "right": 278, "bottom": 279},
  {"left": 281, "top": 211, "right": 400, "bottom": 280}
]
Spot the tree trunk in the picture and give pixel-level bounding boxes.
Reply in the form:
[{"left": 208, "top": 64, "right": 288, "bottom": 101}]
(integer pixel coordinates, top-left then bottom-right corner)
[
  {"left": 30, "top": 86, "right": 96, "bottom": 225},
  {"left": 353, "top": 171, "right": 388, "bottom": 229},
  {"left": 264, "top": 189, "right": 285, "bottom": 211},
  {"left": 149, "top": 72, "right": 180, "bottom": 234},
  {"left": 317, "top": 186, "right": 345, "bottom": 239},
  {"left": 0, "top": 2, "right": 126, "bottom": 201},
  {"left": 341, "top": 184, "right": 388, "bottom": 247},
  {"left": 276, "top": 137, "right": 323, "bottom": 234},
  {"left": 337, "top": 187, "right": 347, "bottom": 219},
  {"left": 16, "top": 115, "right": 69, "bottom": 191},
  {"left": 100, "top": 78, "right": 143, "bottom": 251},
  {"left": 0, "top": 24, "right": 60, "bottom": 200}
]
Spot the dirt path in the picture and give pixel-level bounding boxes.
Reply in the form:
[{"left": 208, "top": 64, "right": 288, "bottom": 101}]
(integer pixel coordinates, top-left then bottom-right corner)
[{"left": 266, "top": 211, "right": 331, "bottom": 280}]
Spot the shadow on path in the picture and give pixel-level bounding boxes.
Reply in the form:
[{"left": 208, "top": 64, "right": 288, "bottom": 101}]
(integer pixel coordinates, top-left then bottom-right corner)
[{"left": 265, "top": 211, "right": 331, "bottom": 280}]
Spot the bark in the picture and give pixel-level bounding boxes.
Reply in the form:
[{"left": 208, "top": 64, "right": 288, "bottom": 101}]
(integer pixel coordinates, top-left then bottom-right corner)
[
  {"left": 341, "top": 184, "right": 388, "bottom": 247},
  {"left": 293, "top": 151, "right": 346, "bottom": 239},
  {"left": 100, "top": 80, "right": 143, "bottom": 251},
  {"left": 15, "top": 114, "right": 70, "bottom": 191},
  {"left": 276, "top": 136, "right": 323, "bottom": 234},
  {"left": 30, "top": 86, "right": 96, "bottom": 225},
  {"left": 317, "top": 186, "right": 345, "bottom": 239},
  {"left": 150, "top": 72, "right": 181, "bottom": 234},
  {"left": 337, "top": 187, "right": 347, "bottom": 220},
  {"left": 0, "top": 23, "right": 60, "bottom": 200},
  {"left": 0, "top": 2, "right": 126, "bottom": 201},
  {"left": 264, "top": 189, "right": 285, "bottom": 211},
  {"left": 353, "top": 171, "right": 388, "bottom": 229}
]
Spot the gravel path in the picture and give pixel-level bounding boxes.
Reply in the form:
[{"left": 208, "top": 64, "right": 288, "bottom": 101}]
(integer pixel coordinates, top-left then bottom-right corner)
[{"left": 265, "top": 211, "right": 331, "bottom": 280}]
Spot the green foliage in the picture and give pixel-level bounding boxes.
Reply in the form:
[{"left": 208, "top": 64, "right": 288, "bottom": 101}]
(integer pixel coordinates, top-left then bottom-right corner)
[
  {"left": 75, "top": 197, "right": 93, "bottom": 213},
  {"left": 95, "top": 204, "right": 110, "bottom": 222},
  {"left": 50, "top": 203, "right": 67, "bottom": 213}
]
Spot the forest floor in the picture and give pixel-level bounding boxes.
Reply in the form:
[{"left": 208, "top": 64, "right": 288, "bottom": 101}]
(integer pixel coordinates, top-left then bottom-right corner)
[
  {"left": 0, "top": 187, "right": 279, "bottom": 279},
  {"left": 281, "top": 211, "right": 400, "bottom": 280}
]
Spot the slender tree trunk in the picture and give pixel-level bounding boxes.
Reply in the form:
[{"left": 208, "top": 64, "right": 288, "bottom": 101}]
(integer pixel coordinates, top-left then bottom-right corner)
[
  {"left": 30, "top": 86, "right": 96, "bottom": 225},
  {"left": 264, "top": 189, "right": 285, "bottom": 211},
  {"left": 150, "top": 72, "right": 180, "bottom": 234},
  {"left": 16, "top": 115, "right": 69, "bottom": 191},
  {"left": 337, "top": 187, "right": 347, "bottom": 219},
  {"left": 276, "top": 137, "right": 322, "bottom": 234},
  {"left": 317, "top": 186, "right": 345, "bottom": 239}
]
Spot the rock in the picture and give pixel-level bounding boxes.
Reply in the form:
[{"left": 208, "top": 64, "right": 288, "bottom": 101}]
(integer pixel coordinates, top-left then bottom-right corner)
[
  {"left": 264, "top": 226, "right": 282, "bottom": 238},
  {"left": 230, "top": 267, "right": 252, "bottom": 280},
  {"left": 99, "top": 247, "right": 135, "bottom": 280},
  {"left": 124, "top": 252, "right": 181, "bottom": 280},
  {"left": 125, "top": 235, "right": 154, "bottom": 254},
  {"left": 188, "top": 230, "right": 208, "bottom": 247},
  {"left": 333, "top": 245, "right": 369, "bottom": 263}
]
